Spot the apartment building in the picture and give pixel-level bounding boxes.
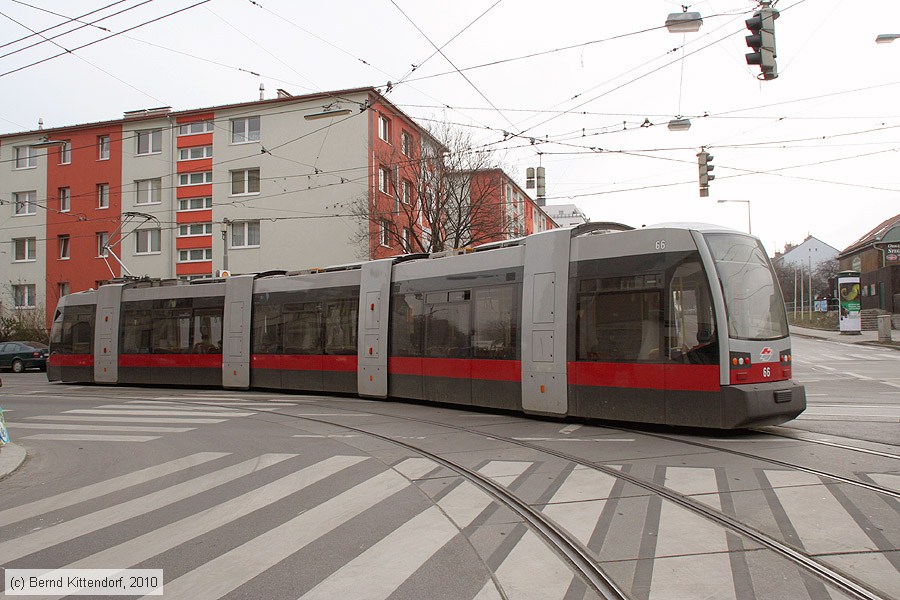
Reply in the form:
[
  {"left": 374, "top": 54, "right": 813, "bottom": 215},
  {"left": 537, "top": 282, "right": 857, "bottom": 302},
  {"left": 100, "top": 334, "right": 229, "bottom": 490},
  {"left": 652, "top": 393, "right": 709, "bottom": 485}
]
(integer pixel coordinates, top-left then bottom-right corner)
[{"left": 1, "top": 86, "right": 549, "bottom": 329}]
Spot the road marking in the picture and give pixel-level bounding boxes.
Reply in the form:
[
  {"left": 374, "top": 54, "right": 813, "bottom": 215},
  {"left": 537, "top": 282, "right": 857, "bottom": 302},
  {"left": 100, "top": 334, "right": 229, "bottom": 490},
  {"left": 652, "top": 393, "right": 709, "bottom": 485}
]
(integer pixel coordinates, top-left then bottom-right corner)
[
  {"left": 10, "top": 423, "right": 195, "bottom": 433},
  {"left": 149, "top": 469, "right": 411, "bottom": 600},
  {"left": 512, "top": 437, "right": 634, "bottom": 442},
  {"left": 290, "top": 413, "right": 371, "bottom": 417},
  {"left": 478, "top": 460, "right": 531, "bottom": 487},
  {"left": 438, "top": 480, "right": 494, "bottom": 529},
  {"left": 63, "top": 409, "right": 254, "bottom": 417},
  {"left": 29, "top": 415, "right": 228, "bottom": 424},
  {"left": 542, "top": 466, "right": 617, "bottom": 545},
  {"left": 559, "top": 424, "right": 582, "bottom": 435},
  {"left": 0, "top": 452, "right": 228, "bottom": 528},
  {"left": 868, "top": 473, "right": 900, "bottom": 493},
  {"left": 392, "top": 457, "right": 439, "bottom": 480},
  {"left": 20, "top": 433, "right": 162, "bottom": 442},
  {"left": 0, "top": 454, "right": 295, "bottom": 565},
  {"left": 99, "top": 404, "right": 244, "bottom": 413},
  {"left": 843, "top": 372, "right": 872, "bottom": 380},
  {"left": 48, "top": 456, "right": 367, "bottom": 593},
  {"left": 299, "top": 506, "right": 458, "bottom": 600},
  {"left": 494, "top": 530, "right": 575, "bottom": 599}
]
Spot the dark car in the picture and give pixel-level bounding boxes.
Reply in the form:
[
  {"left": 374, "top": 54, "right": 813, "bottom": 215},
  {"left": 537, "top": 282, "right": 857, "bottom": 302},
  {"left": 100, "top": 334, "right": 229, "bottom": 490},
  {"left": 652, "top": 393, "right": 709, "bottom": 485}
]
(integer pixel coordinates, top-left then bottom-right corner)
[{"left": 0, "top": 341, "right": 49, "bottom": 373}]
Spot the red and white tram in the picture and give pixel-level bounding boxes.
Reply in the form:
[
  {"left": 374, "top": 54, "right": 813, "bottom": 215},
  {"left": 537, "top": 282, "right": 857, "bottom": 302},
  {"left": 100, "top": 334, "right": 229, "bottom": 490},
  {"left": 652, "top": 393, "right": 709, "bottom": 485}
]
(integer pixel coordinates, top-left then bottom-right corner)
[{"left": 48, "top": 223, "right": 805, "bottom": 429}]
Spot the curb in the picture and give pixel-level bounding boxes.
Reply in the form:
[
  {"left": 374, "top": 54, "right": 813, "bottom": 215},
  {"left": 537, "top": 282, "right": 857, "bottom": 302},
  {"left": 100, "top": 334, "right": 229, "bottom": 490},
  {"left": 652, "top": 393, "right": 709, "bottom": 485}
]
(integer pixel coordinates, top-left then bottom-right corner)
[{"left": 0, "top": 443, "right": 26, "bottom": 481}]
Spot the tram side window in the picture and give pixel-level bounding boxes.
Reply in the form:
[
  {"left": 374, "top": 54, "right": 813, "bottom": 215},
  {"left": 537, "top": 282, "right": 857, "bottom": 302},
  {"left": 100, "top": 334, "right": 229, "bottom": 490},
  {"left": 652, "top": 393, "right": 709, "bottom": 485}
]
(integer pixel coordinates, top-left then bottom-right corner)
[
  {"left": 54, "top": 306, "right": 95, "bottom": 354},
  {"left": 473, "top": 286, "right": 517, "bottom": 359},
  {"left": 667, "top": 257, "right": 717, "bottom": 364},
  {"left": 152, "top": 308, "right": 192, "bottom": 353},
  {"left": 193, "top": 308, "right": 223, "bottom": 353},
  {"left": 283, "top": 302, "right": 321, "bottom": 354},
  {"left": 324, "top": 298, "right": 357, "bottom": 355},
  {"left": 425, "top": 291, "right": 471, "bottom": 358},
  {"left": 390, "top": 293, "right": 424, "bottom": 357},
  {"left": 576, "top": 279, "right": 662, "bottom": 362},
  {"left": 121, "top": 302, "right": 153, "bottom": 353},
  {"left": 251, "top": 303, "right": 283, "bottom": 354}
]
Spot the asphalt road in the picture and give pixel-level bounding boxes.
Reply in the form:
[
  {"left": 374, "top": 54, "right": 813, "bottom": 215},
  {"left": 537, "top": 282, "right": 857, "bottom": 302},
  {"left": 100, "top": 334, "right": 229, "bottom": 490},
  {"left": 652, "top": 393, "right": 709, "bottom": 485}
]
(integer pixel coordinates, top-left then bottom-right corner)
[{"left": 0, "top": 338, "right": 897, "bottom": 600}]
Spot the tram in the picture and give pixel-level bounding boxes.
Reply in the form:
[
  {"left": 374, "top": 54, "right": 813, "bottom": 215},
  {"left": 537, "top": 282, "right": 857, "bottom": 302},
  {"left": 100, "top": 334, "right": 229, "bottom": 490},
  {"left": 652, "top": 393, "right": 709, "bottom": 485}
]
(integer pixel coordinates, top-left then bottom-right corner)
[{"left": 48, "top": 222, "right": 805, "bottom": 429}]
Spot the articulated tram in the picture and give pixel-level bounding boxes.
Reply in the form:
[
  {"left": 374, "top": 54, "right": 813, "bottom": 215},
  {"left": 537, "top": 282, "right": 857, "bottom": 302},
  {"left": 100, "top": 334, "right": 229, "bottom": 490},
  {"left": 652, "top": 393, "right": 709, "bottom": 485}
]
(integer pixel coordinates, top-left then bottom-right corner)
[{"left": 48, "top": 223, "right": 805, "bottom": 429}]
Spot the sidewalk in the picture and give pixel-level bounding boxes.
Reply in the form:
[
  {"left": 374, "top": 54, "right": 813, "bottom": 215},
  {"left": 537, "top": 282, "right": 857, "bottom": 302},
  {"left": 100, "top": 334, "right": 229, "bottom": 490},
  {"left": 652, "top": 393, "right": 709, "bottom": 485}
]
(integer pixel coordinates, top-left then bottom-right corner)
[
  {"left": 0, "top": 442, "right": 26, "bottom": 481},
  {"left": 790, "top": 324, "right": 900, "bottom": 349}
]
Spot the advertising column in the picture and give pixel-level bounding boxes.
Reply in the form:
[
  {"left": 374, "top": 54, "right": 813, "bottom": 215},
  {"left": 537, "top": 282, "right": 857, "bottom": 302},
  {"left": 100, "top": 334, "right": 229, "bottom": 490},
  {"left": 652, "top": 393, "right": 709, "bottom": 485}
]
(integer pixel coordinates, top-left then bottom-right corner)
[{"left": 838, "top": 271, "right": 861, "bottom": 334}]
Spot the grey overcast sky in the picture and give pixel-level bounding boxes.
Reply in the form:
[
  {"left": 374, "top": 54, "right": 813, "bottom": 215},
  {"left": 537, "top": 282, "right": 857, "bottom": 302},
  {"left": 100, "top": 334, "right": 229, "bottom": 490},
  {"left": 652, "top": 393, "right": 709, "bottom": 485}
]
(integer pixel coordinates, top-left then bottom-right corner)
[{"left": 1, "top": 0, "right": 898, "bottom": 256}]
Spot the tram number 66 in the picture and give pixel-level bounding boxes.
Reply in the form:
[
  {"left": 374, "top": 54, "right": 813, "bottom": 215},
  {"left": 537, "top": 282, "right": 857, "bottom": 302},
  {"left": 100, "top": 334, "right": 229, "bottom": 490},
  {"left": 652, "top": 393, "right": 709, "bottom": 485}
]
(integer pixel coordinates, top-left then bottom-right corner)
[
  {"left": 762, "top": 367, "right": 771, "bottom": 378},
  {"left": 655, "top": 240, "right": 666, "bottom": 250}
]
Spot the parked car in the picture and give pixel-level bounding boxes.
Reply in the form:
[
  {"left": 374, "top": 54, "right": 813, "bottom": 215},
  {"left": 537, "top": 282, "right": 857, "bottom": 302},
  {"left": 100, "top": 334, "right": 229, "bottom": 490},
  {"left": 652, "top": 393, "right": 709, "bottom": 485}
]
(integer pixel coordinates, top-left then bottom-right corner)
[{"left": 0, "top": 341, "right": 49, "bottom": 372}]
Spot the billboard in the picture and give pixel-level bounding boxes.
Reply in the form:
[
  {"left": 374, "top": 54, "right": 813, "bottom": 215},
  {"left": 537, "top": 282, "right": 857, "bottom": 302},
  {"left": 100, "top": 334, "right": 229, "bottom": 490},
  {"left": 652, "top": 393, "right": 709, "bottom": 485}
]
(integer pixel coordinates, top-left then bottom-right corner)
[{"left": 838, "top": 273, "right": 861, "bottom": 334}]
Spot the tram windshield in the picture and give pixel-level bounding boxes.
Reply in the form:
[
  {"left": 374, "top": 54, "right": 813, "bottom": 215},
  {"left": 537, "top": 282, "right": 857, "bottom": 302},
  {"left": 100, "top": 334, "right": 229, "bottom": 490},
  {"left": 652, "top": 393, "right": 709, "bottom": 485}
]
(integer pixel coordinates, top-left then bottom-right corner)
[{"left": 704, "top": 233, "right": 789, "bottom": 341}]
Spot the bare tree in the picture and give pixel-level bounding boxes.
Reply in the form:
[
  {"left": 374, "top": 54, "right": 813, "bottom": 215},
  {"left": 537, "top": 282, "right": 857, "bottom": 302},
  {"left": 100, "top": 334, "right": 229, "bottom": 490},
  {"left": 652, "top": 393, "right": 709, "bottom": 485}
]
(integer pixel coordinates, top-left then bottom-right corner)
[{"left": 350, "top": 120, "right": 516, "bottom": 258}]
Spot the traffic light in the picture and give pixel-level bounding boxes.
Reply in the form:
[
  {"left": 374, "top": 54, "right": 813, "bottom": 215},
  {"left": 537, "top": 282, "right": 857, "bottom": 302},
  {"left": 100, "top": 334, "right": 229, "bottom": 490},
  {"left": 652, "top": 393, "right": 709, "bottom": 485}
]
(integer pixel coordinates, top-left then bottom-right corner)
[
  {"left": 697, "top": 150, "right": 714, "bottom": 197},
  {"left": 745, "top": 6, "right": 779, "bottom": 80}
]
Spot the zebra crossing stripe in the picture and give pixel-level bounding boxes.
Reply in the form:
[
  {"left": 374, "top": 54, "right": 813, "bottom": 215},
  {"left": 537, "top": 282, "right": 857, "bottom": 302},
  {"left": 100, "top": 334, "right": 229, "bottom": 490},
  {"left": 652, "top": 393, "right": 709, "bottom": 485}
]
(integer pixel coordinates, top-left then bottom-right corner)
[
  {"left": 20, "top": 434, "right": 161, "bottom": 442},
  {"left": 493, "top": 530, "right": 575, "bottom": 598},
  {"left": 438, "top": 480, "right": 494, "bottom": 529},
  {"left": 99, "top": 404, "right": 244, "bottom": 412},
  {"left": 299, "top": 506, "right": 459, "bottom": 600},
  {"left": 9, "top": 423, "right": 195, "bottom": 433},
  {"left": 63, "top": 409, "right": 255, "bottom": 417},
  {"left": 0, "top": 454, "right": 295, "bottom": 565},
  {"left": 147, "top": 469, "right": 413, "bottom": 600},
  {"left": 0, "top": 452, "right": 227, "bottom": 528},
  {"left": 542, "top": 467, "right": 617, "bottom": 545},
  {"left": 30, "top": 415, "right": 227, "bottom": 424},
  {"left": 27, "top": 456, "right": 368, "bottom": 600}
]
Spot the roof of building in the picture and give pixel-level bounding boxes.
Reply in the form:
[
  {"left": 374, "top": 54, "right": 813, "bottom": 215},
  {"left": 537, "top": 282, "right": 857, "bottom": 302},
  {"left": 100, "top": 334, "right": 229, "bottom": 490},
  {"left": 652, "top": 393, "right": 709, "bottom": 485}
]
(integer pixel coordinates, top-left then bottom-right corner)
[
  {"left": 0, "top": 86, "right": 410, "bottom": 140},
  {"left": 773, "top": 235, "right": 839, "bottom": 263},
  {"left": 840, "top": 213, "right": 900, "bottom": 256}
]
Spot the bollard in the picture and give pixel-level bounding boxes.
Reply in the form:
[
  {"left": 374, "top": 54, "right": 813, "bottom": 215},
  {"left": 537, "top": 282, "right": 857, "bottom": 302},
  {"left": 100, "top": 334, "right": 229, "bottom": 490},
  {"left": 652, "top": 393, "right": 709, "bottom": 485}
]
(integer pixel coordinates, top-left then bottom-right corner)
[{"left": 877, "top": 314, "right": 893, "bottom": 343}]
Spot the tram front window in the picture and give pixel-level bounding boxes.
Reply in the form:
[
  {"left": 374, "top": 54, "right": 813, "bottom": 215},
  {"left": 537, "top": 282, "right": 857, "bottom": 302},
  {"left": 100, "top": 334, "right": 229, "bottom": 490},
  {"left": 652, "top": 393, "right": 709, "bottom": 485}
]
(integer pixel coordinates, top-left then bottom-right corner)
[{"left": 705, "top": 233, "right": 789, "bottom": 341}]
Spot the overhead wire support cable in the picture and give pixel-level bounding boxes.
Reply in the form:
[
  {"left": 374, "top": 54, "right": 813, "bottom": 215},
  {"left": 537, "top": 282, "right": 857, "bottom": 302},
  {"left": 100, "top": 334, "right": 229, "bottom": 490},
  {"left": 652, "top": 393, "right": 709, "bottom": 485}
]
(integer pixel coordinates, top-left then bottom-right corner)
[
  {"left": 1, "top": 0, "right": 126, "bottom": 49},
  {"left": 0, "top": 0, "right": 212, "bottom": 78}
]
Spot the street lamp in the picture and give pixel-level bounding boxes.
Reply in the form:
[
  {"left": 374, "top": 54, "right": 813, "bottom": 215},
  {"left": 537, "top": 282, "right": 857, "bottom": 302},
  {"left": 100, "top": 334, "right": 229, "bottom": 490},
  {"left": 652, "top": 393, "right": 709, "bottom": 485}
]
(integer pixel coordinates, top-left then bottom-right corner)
[
  {"left": 875, "top": 33, "right": 900, "bottom": 43},
  {"left": 665, "top": 12, "right": 703, "bottom": 33},
  {"left": 716, "top": 199, "right": 752, "bottom": 234}
]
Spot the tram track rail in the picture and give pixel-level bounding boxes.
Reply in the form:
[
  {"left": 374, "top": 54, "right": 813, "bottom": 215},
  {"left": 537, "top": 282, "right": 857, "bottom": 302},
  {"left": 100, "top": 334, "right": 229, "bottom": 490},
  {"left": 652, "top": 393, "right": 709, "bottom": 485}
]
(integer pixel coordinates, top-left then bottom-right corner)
[{"left": 154, "top": 394, "right": 891, "bottom": 600}]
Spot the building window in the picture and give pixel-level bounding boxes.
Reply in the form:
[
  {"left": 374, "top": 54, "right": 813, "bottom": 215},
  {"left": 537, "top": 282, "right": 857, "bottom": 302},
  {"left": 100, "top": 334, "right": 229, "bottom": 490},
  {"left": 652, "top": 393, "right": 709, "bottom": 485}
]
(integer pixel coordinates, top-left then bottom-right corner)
[
  {"left": 97, "top": 232, "right": 109, "bottom": 257},
  {"left": 178, "top": 248, "right": 213, "bottom": 262},
  {"left": 378, "top": 115, "right": 391, "bottom": 142},
  {"left": 135, "top": 178, "right": 161, "bottom": 205},
  {"left": 230, "top": 221, "right": 260, "bottom": 248},
  {"left": 178, "top": 223, "right": 213, "bottom": 237},
  {"left": 135, "top": 229, "right": 161, "bottom": 254},
  {"left": 58, "top": 282, "right": 70, "bottom": 298},
  {"left": 178, "top": 121, "right": 214, "bottom": 136},
  {"left": 58, "top": 235, "right": 70, "bottom": 259},
  {"left": 231, "top": 116, "right": 260, "bottom": 143},
  {"left": 403, "top": 228, "right": 412, "bottom": 252},
  {"left": 231, "top": 169, "right": 260, "bottom": 195},
  {"left": 178, "top": 197, "right": 213, "bottom": 211},
  {"left": 378, "top": 166, "right": 391, "bottom": 194},
  {"left": 178, "top": 146, "right": 213, "bottom": 161},
  {"left": 14, "top": 237, "right": 36, "bottom": 262},
  {"left": 13, "top": 284, "right": 36, "bottom": 308},
  {"left": 178, "top": 171, "right": 213, "bottom": 186},
  {"left": 402, "top": 179, "right": 412, "bottom": 204},
  {"left": 98, "top": 135, "right": 110, "bottom": 160},
  {"left": 59, "top": 187, "right": 70, "bottom": 212},
  {"left": 13, "top": 191, "right": 37, "bottom": 215},
  {"left": 380, "top": 219, "right": 391, "bottom": 247},
  {"left": 59, "top": 141, "right": 71, "bottom": 165},
  {"left": 14, "top": 146, "right": 36, "bottom": 169},
  {"left": 136, "top": 129, "right": 162, "bottom": 155},
  {"left": 98, "top": 183, "right": 110, "bottom": 208},
  {"left": 401, "top": 131, "right": 412, "bottom": 156}
]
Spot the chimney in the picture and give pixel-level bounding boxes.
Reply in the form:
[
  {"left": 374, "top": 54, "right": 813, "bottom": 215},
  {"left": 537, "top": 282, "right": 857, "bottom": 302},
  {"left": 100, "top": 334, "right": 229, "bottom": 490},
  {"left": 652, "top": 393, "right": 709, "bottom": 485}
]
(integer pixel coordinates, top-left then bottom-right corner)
[
  {"left": 259, "top": 83, "right": 265, "bottom": 101},
  {"left": 38, "top": 118, "right": 43, "bottom": 130}
]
